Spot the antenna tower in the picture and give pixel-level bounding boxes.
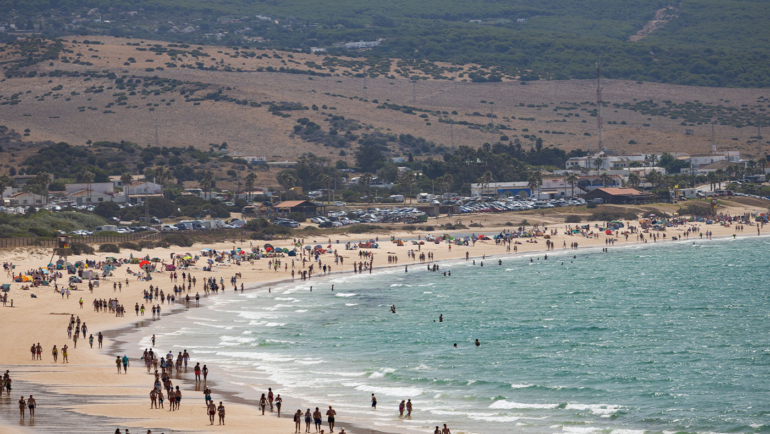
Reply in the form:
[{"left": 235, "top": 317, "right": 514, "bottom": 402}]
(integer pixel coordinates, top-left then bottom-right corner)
[
  {"left": 154, "top": 122, "right": 160, "bottom": 147},
  {"left": 711, "top": 123, "right": 716, "bottom": 153},
  {"left": 596, "top": 62, "right": 603, "bottom": 151}
]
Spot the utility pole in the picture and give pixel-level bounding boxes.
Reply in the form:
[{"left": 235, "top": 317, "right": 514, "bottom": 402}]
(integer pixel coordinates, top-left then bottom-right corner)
[
  {"left": 154, "top": 122, "right": 160, "bottom": 147},
  {"left": 596, "top": 62, "right": 603, "bottom": 151},
  {"left": 363, "top": 72, "right": 368, "bottom": 100},
  {"left": 758, "top": 115, "right": 762, "bottom": 158},
  {"left": 711, "top": 123, "right": 716, "bottom": 153},
  {"left": 450, "top": 121, "right": 455, "bottom": 151},
  {"left": 144, "top": 186, "right": 150, "bottom": 228},
  {"left": 412, "top": 80, "right": 416, "bottom": 103}
]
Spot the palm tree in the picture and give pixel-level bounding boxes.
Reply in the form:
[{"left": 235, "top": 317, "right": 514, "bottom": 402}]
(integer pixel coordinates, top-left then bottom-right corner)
[
  {"left": 477, "top": 171, "right": 493, "bottom": 197},
  {"left": 706, "top": 172, "right": 717, "bottom": 192},
  {"left": 593, "top": 157, "right": 604, "bottom": 171},
  {"left": 398, "top": 171, "right": 415, "bottom": 203},
  {"left": 244, "top": 171, "right": 258, "bottom": 202},
  {"left": 0, "top": 174, "right": 11, "bottom": 207},
  {"left": 276, "top": 171, "right": 297, "bottom": 200},
  {"left": 153, "top": 167, "right": 172, "bottom": 200},
  {"left": 33, "top": 171, "right": 50, "bottom": 205},
  {"left": 566, "top": 173, "right": 579, "bottom": 198},
  {"left": 317, "top": 173, "right": 333, "bottom": 204},
  {"left": 599, "top": 173, "right": 612, "bottom": 187},
  {"left": 627, "top": 172, "right": 641, "bottom": 189},
  {"left": 527, "top": 170, "right": 541, "bottom": 199},
  {"left": 199, "top": 170, "right": 215, "bottom": 200},
  {"left": 747, "top": 159, "right": 758, "bottom": 176},
  {"left": 120, "top": 172, "right": 133, "bottom": 204},
  {"left": 646, "top": 170, "right": 661, "bottom": 189},
  {"left": 715, "top": 169, "right": 724, "bottom": 189},
  {"left": 360, "top": 172, "right": 373, "bottom": 204},
  {"left": 439, "top": 173, "right": 454, "bottom": 195},
  {"left": 80, "top": 170, "right": 95, "bottom": 204}
]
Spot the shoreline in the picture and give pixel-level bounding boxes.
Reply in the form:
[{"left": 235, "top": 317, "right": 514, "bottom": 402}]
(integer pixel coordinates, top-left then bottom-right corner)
[{"left": 0, "top": 213, "right": 764, "bottom": 433}]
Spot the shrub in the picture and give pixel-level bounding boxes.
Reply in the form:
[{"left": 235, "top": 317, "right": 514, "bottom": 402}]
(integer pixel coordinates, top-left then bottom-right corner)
[
  {"left": 347, "top": 224, "right": 383, "bottom": 234},
  {"left": 99, "top": 244, "right": 120, "bottom": 253},
  {"left": 424, "top": 225, "right": 435, "bottom": 231},
  {"left": 564, "top": 215, "right": 581, "bottom": 223},
  {"left": 586, "top": 202, "right": 597, "bottom": 209},
  {"left": 588, "top": 210, "right": 638, "bottom": 222},
  {"left": 119, "top": 241, "right": 142, "bottom": 251},
  {"left": 403, "top": 225, "right": 417, "bottom": 231},
  {"left": 138, "top": 240, "right": 157, "bottom": 249},
  {"left": 287, "top": 212, "right": 307, "bottom": 222},
  {"left": 469, "top": 222, "right": 482, "bottom": 228},
  {"left": 163, "top": 234, "right": 194, "bottom": 247},
  {"left": 519, "top": 219, "right": 530, "bottom": 226},
  {"left": 69, "top": 243, "right": 95, "bottom": 255}
]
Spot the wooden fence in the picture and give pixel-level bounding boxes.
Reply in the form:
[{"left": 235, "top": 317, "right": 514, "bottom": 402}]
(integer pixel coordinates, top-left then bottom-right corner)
[{"left": 0, "top": 232, "right": 163, "bottom": 249}]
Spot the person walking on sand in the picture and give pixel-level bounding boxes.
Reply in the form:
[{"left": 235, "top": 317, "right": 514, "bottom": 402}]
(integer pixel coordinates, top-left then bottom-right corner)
[
  {"left": 442, "top": 424, "right": 451, "bottom": 434},
  {"left": 305, "top": 408, "right": 312, "bottom": 433},
  {"left": 313, "top": 407, "right": 322, "bottom": 432},
  {"left": 27, "top": 395, "right": 36, "bottom": 418},
  {"left": 406, "top": 398, "right": 412, "bottom": 416},
  {"left": 371, "top": 393, "right": 377, "bottom": 409},
  {"left": 294, "top": 409, "right": 303, "bottom": 433},
  {"left": 207, "top": 401, "right": 216, "bottom": 424},
  {"left": 62, "top": 345, "right": 68, "bottom": 363},
  {"left": 52, "top": 345, "right": 58, "bottom": 363},
  {"left": 326, "top": 405, "right": 337, "bottom": 432},
  {"left": 268, "top": 387, "right": 274, "bottom": 412},
  {"left": 218, "top": 402, "right": 225, "bottom": 425},
  {"left": 116, "top": 356, "right": 122, "bottom": 374},
  {"left": 259, "top": 393, "right": 267, "bottom": 415},
  {"left": 194, "top": 363, "right": 201, "bottom": 381},
  {"left": 18, "top": 396, "right": 25, "bottom": 419},
  {"left": 399, "top": 400, "right": 405, "bottom": 416},
  {"left": 150, "top": 389, "right": 158, "bottom": 409},
  {"left": 275, "top": 394, "right": 282, "bottom": 416},
  {"left": 122, "top": 354, "right": 130, "bottom": 373}
]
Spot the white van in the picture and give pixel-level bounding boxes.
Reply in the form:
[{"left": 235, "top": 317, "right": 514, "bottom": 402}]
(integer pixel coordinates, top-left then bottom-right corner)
[
  {"left": 95, "top": 225, "right": 118, "bottom": 233},
  {"left": 389, "top": 194, "right": 405, "bottom": 203},
  {"left": 161, "top": 224, "right": 178, "bottom": 232}
]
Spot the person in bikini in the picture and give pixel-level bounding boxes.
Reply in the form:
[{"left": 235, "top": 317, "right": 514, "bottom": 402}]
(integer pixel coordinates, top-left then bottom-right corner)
[{"left": 217, "top": 402, "right": 225, "bottom": 425}]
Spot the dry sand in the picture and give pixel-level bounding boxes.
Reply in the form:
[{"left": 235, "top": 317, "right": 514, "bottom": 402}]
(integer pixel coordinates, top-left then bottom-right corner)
[{"left": 0, "top": 200, "right": 766, "bottom": 433}]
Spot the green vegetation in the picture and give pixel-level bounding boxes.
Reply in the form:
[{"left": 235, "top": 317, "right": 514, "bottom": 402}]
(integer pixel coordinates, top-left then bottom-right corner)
[{"left": 3, "top": 0, "right": 770, "bottom": 86}]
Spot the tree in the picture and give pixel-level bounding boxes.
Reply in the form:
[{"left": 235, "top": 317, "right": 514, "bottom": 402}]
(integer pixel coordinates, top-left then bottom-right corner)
[
  {"left": 627, "top": 172, "right": 641, "bottom": 189},
  {"left": 360, "top": 172, "right": 373, "bottom": 204},
  {"left": 120, "top": 172, "right": 133, "bottom": 204},
  {"left": 80, "top": 170, "right": 95, "bottom": 203},
  {"left": 706, "top": 172, "right": 717, "bottom": 191},
  {"left": 527, "top": 170, "right": 542, "bottom": 199},
  {"left": 276, "top": 171, "right": 297, "bottom": 199},
  {"left": 715, "top": 169, "right": 725, "bottom": 189},
  {"left": 398, "top": 171, "right": 416, "bottom": 203},
  {"left": 566, "top": 173, "right": 579, "bottom": 197},
  {"left": 478, "top": 171, "right": 493, "bottom": 197},
  {"left": 199, "top": 170, "right": 215, "bottom": 200},
  {"left": 599, "top": 173, "right": 612, "bottom": 187},
  {"left": 154, "top": 167, "right": 172, "bottom": 199},
  {"left": 245, "top": 171, "right": 258, "bottom": 202},
  {"left": 439, "top": 173, "right": 454, "bottom": 194},
  {"left": 593, "top": 157, "right": 604, "bottom": 171},
  {"left": 646, "top": 170, "right": 661, "bottom": 189},
  {"left": 0, "top": 175, "right": 10, "bottom": 206},
  {"left": 317, "top": 173, "right": 333, "bottom": 204}
]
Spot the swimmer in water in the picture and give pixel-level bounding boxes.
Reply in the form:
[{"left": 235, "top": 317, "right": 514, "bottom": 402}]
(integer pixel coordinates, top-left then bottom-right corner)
[
  {"left": 391, "top": 305, "right": 396, "bottom": 313},
  {"left": 475, "top": 339, "right": 480, "bottom": 347},
  {"left": 331, "top": 285, "right": 334, "bottom": 291}
]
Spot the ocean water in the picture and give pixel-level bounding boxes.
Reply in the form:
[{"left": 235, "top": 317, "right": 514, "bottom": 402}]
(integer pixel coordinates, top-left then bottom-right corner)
[{"left": 139, "top": 237, "right": 770, "bottom": 434}]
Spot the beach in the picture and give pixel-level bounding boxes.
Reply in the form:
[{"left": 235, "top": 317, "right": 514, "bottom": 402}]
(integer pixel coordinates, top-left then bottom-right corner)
[{"left": 0, "top": 208, "right": 766, "bottom": 433}]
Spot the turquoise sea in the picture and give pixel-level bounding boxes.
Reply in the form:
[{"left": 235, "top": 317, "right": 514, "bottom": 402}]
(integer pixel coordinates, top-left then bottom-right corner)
[{"left": 139, "top": 236, "right": 770, "bottom": 434}]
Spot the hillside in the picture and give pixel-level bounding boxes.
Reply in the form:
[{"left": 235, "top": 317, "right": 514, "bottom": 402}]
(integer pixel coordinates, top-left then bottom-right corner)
[
  {"left": 1, "top": 0, "right": 770, "bottom": 87},
  {"left": 0, "top": 37, "right": 768, "bottom": 168}
]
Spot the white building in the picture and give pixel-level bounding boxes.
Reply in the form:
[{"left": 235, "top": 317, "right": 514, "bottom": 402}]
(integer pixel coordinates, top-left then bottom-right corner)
[{"left": 344, "top": 40, "right": 380, "bottom": 49}]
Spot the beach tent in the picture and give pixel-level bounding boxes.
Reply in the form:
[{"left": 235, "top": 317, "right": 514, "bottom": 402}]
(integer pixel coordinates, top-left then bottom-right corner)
[
  {"left": 165, "top": 264, "right": 176, "bottom": 271},
  {"left": 287, "top": 250, "right": 296, "bottom": 256},
  {"left": 1, "top": 284, "right": 10, "bottom": 292},
  {"left": 264, "top": 244, "right": 274, "bottom": 252}
]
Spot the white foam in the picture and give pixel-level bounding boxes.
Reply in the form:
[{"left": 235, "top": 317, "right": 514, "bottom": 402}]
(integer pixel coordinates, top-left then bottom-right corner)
[
  {"left": 295, "top": 309, "right": 308, "bottom": 313},
  {"left": 489, "top": 400, "right": 559, "bottom": 410},
  {"left": 335, "top": 293, "right": 357, "bottom": 297},
  {"left": 566, "top": 403, "right": 623, "bottom": 416},
  {"left": 345, "top": 303, "right": 359, "bottom": 306},
  {"left": 511, "top": 383, "right": 533, "bottom": 389},
  {"left": 354, "top": 384, "right": 424, "bottom": 397}
]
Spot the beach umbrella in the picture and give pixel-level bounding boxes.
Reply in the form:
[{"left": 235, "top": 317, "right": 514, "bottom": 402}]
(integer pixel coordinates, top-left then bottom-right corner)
[
  {"left": 208, "top": 259, "right": 214, "bottom": 264},
  {"left": 139, "top": 260, "right": 151, "bottom": 267},
  {"left": 183, "top": 255, "right": 192, "bottom": 260},
  {"left": 605, "top": 229, "right": 612, "bottom": 235},
  {"left": 304, "top": 245, "right": 312, "bottom": 250}
]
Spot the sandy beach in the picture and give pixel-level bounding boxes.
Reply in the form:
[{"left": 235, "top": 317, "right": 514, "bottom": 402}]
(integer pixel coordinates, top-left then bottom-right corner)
[{"left": 0, "top": 205, "right": 765, "bottom": 433}]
